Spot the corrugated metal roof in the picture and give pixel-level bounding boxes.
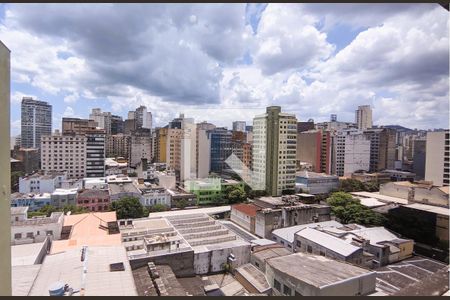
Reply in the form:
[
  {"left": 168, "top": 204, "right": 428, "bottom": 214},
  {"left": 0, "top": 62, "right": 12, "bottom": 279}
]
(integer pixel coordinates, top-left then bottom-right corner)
[
  {"left": 272, "top": 220, "right": 342, "bottom": 243},
  {"left": 296, "top": 228, "right": 361, "bottom": 257}
]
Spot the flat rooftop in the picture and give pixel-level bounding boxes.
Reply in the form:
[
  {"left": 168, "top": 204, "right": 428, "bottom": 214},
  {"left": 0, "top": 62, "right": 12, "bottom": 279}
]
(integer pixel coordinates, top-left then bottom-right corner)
[
  {"left": 355, "top": 197, "right": 388, "bottom": 208},
  {"left": 252, "top": 244, "right": 292, "bottom": 262},
  {"left": 403, "top": 203, "right": 449, "bottom": 216},
  {"left": 350, "top": 192, "right": 408, "bottom": 205},
  {"left": 267, "top": 252, "right": 375, "bottom": 288},
  {"left": 149, "top": 205, "right": 230, "bottom": 218},
  {"left": 12, "top": 265, "right": 41, "bottom": 296},
  {"left": 296, "top": 171, "right": 338, "bottom": 179},
  {"left": 51, "top": 212, "right": 121, "bottom": 254},
  {"left": 28, "top": 246, "right": 138, "bottom": 296},
  {"left": 11, "top": 241, "right": 47, "bottom": 266}
]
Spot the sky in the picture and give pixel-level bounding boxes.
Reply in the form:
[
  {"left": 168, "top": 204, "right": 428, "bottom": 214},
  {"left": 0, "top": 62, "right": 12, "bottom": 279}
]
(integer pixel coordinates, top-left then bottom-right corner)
[{"left": 1, "top": 3, "right": 448, "bottom": 136}]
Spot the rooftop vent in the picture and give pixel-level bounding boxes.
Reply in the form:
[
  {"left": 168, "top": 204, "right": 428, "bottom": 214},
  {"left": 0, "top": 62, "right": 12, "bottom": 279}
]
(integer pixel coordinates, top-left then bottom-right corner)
[{"left": 110, "top": 262, "right": 125, "bottom": 272}]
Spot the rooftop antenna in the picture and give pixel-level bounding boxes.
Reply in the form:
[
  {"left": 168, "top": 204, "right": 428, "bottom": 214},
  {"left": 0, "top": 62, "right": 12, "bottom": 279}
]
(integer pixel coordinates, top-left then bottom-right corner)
[{"left": 80, "top": 246, "right": 88, "bottom": 296}]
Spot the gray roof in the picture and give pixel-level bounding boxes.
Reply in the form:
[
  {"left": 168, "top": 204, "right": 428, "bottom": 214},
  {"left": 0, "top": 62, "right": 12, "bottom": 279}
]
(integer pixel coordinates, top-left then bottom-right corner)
[
  {"left": 235, "top": 263, "right": 270, "bottom": 293},
  {"left": 12, "top": 265, "right": 41, "bottom": 296},
  {"left": 272, "top": 220, "right": 342, "bottom": 243},
  {"left": 267, "top": 252, "right": 375, "bottom": 288},
  {"left": 296, "top": 171, "right": 339, "bottom": 179},
  {"left": 28, "top": 246, "right": 137, "bottom": 296},
  {"left": 296, "top": 227, "right": 361, "bottom": 256},
  {"left": 108, "top": 182, "right": 140, "bottom": 195}
]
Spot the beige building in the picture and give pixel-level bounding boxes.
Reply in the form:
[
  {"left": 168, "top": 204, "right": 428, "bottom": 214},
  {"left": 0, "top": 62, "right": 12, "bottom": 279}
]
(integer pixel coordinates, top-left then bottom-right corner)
[
  {"left": 196, "top": 122, "right": 215, "bottom": 178},
  {"left": 129, "top": 129, "right": 152, "bottom": 167},
  {"left": 253, "top": 106, "right": 297, "bottom": 196},
  {"left": 105, "top": 133, "right": 131, "bottom": 159},
  {"left": 40, "top": 131, "right": 87, "bottom": 179},
  {"left": 425, "top": 130, "right": 449, "bottom": 186},
  {"left": 355, "top": 105, "right": 373, "bottom": 130},
  {"left": 62, "top": 117, "right": 98, "bottom": 135}
]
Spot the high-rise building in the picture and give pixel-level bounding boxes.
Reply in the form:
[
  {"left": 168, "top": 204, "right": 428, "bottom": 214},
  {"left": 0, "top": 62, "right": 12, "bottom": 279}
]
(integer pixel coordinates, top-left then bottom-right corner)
[
  {"left": 41, "top": 131, "right": 87, "bottom": 179},
  {"left": 355, "top": 105, "right": 373, "bottom": 130},
  {"left": 124, "top": 119, "right": 136, "bottom": 134},
  {"left": 21, "top": 97, "right": 52, "bottom": 149},
  {"left": 134, "top": 106, "right": 152, "bottom": 130},
  {"left": 62, "top": 117, "right": 98, "bottom": 135},
  {"left": 252, "top": 106, "right": 297, "bottom": 196},
  {"left": 232, "top": 121, "right": 246, "bottom": 132},
  {"left": 129, "top": 128, "right": 152, "bottom": 167},
  {"left": 364, "top": 128, "right": 396, "bottom": 172},
  {"left": 13, "top": 148, "right": 40, "bottom": 175},
  {"left": 412, "top": 139, "right": 426, "bottom": 180},
  {"left": 110, "top": 115, "right": 124, "bottom": 135},
  {"left": 245, "top": 125, "right": 253, "bottom": 132},
  {"left": 331, "top": 130, "right": 370, "bottom": 177},
  {"left": 106, "top": 134, "right": 131, "bottom": 159},
  {"left": 89, "top": 108, "right": 112, "bottom": 134},
  {"left": 85, "top": 128, "right": 106, "bottom": 178},
  {"left": 166, "top": 128, "right": 183, "bottom": 177},
  {"left": 153, "top": 127, "right": 168, "bottom": 163},
  {"left": 297, "top": 129, "right": 331, "bottom": 174},
  {"left": 210, "top": 127, "right": 232, "bottom": 174},
  {"left": 196, "top": 122, "right": 215, "bottom": 178},
  {"left": 425, "top": 130, "right": 450, "bottom": 186}
]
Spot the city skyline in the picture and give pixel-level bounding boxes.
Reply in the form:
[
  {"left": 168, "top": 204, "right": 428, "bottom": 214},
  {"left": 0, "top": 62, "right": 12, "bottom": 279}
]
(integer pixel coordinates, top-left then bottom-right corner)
[{"left": 2, "top": 3, "right": 449, "bottom": 135}]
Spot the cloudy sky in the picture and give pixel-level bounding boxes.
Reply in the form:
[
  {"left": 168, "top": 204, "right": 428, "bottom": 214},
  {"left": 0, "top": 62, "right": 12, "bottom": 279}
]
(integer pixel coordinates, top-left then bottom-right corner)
[{"left": 2, "top": 3, "right": 448, "bottom": 136}]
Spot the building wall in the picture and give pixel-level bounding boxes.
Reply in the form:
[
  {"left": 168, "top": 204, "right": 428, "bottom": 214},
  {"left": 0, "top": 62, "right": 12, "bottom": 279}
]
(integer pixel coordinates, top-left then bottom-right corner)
[
  {"left": 425, "top": 131, "right": 449, "bottom": 186},
  {"left": 21, "top": 98, "right": 52, "bottom": 149},
  {"left": 106, "top": 134, "right": 131, "bottom": 159},
  {"left": 266, "top": 261, "right": 376, "bottom": 296},
  {"left": 129, "top": 130, "right": 152, "bottom": 168},
  {"left": 41, "top": 134, "right": 87, "bottom": 179},
  {"left": 297, "top": 131, "right": 320, "bottom": 172},
  {"left": 77, "top": 189, "right": 110, "bottom": 212},
  {"left": 193, "top": 243, "right": 251, "bottom": 275},
  {"left": 344, "top": 132, "right": 370, "bottom": 176},
  {"left": 11, "top": 214, "right": 64, "bottom": 245},
  {"left": 129, "top": 250, "right": 195, "bottom": 277},
  {"left": 230, "top": 208, "right": 255, "bottom": 233}
]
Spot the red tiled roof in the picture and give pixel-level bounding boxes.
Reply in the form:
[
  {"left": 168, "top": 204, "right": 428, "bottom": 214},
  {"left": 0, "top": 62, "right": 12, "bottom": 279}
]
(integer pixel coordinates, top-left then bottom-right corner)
[{"left": 232, "top": 203, "right": 259, "bottom": 217}]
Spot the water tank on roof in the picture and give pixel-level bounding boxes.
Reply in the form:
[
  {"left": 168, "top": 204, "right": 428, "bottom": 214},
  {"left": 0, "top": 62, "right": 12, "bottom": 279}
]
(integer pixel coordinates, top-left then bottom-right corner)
[{"left": 48, "top": 281, "right": 65, "bottom": 296}]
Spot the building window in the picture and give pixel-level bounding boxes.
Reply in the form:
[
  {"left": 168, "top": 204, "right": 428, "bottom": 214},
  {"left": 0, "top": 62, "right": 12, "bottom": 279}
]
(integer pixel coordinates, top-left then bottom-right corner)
[
  {"left": 14, "top": 233, "right": 22, "bottom": 239},
  {"left": 46, "top": 230, "right": 53, "bottom": 236},
  {"left": 255, "top": 262, "right": 260, "bottom": 268},
  {"left": 307, "top": 245, "right": 312, "bottom": 253},
  {"left": 26, "top": 232, "right": 34, "bottom": 238},
  {"left": 274, "top": 279, "right": 281, "bottom": 291},
  {"left": 320, "top": 250, "right": 325, "bottom": 256},
  {"left": 283, "top": 284, "right": 291, "bottom": 296},
  {"left": 296, "top": 240, "right": 301, "bottom": 248}
]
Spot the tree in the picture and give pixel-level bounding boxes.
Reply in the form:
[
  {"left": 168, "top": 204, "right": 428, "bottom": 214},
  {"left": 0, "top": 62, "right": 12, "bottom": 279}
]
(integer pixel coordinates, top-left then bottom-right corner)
[
  {"left": 175, "top": 199, "right": 189, "bottom": 209},
  {"left": 224, "top": 185, "right": 247, "bottom": 204},
  {"left": 148, "top": 203, "right": 168, "bottom": 213},
  {"left": 110, "top": 197, "right": 146, "bottom": 219},
  {"left": 326, "top": 192, "right": 386, "bottom": 226},
  {"left": 62, "top": 204, "right": 89, "bottom": 215},
  {"left": 338, "top": 178, "right": 380, "bottom": 193}
]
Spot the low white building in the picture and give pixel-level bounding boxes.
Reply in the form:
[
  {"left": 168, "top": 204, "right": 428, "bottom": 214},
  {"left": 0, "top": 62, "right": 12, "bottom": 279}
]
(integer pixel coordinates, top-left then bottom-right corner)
[
  {"left": 51, "top": 188, "right": 79, "bottom": 208},
  {"left": 11, "top": 207, "right": 64, "bottom": 245},
  {"left": 11, "top": 193, "right": 52, "bottom": 211},
  {"left": 19, "top": 172, "right": 67, "bottom": 194}
]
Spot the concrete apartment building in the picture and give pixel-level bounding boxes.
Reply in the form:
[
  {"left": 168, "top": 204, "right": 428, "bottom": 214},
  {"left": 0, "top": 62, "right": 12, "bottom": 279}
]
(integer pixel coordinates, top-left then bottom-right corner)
[
  {"left": 19, "top": 172, "right": 67, "bottom": 194},
  {"left": 266, "top": 252, "right": 376, "bottom": 296},
  {"left": 332, "top": 129, "right": 371, "bottom": 176},
  {"left": 196, "top": 122, "right": 215, "bottom": 178},
  {"left": 131, "top": 105, "right": 152, "bottom": 130},
  {"left": 355, "top": 105, "right": 373, "bottom": 130},
  {"left": 297, "top": 129, "right": 331, "bottom": 174},
  {"left": 106, "top": 133, "right": 131, "bottom": 159},
  {"left": 21, "top": 97, "right": 52, "bottom": 149},
  {"left": 61, "top": 117, "right": 98, "bottom": 135},
  {"left": 425, "top": 130, "right": 450, "bottom": 186},
  {"left": 129, "top": 129, "right": 152, "bottom": 167},
  {"left": 364, "top": 128, "right": 396, "bottom": 172},
  {"left": 110, "top": 114, "right": 124, "bottom": 135},
  {"left": 412, "top": 139, "right": 426, "bottom": 180},
  {"left": 40, "top": 132, "right": 87, "bottom": 179},
  {"left": 89, "top": 108, "right": 112, "bottom": 134},
  {"left": 11, "top": 207, "right": 64, "bottom": 245},
  {"left": 253, "top": 106, "right": 297, "bottom": 196},
  {"left": 230, "top": 203, "right": 260, "bottom": 233}
]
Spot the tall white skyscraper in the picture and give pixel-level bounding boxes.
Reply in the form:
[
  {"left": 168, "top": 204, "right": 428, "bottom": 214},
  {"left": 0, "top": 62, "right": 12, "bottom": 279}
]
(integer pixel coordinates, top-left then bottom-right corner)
[{"left": 355, "top": 105, "right": 373, "bottom": 130}]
